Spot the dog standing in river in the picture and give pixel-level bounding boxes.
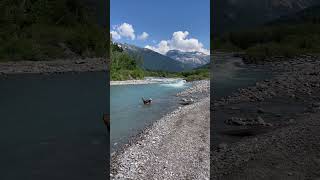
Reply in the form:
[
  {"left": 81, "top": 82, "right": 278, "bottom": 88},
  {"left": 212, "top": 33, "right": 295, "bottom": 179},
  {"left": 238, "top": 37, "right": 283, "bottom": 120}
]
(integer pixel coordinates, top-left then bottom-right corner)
[{"left": 142, "top": 97, "right": 152, "bottom": 104}]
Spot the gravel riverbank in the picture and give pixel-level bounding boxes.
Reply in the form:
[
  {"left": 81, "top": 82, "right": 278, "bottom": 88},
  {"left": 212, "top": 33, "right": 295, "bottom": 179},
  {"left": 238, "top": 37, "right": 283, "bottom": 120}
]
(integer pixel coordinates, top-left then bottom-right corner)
[
  {"left": 211, "top": 55, "right": 320, "bottom": 179},
  {"left": 0, "top": 58, "right": 107, "bottom": 75},
  {"left": 110, "top": 77, "right": 185, "bottom": 86},
  {"left": 111, "top": 80, "right": 210, "bottom": 180}
]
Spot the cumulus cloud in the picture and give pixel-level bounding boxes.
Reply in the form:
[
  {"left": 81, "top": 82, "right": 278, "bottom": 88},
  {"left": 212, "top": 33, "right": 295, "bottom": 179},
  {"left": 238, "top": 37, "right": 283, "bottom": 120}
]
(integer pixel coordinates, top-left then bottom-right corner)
[
  {"left": 112, "top": 22, "right": 136, "bottom": 40},
  {"left": 110, "top": 23, "right": 150, "bottom": 42},
  {"left": 137, "top": 32, "right": 149, "bottom": 40},
  {"left": 117, "top": 23, "right": 135, "bottom": 40},
  {"left": 145, "top": 31, "right": 209, "bottom": 55},
  {"left": 110, "top": 30, "right": 121, "bottom": 40},
  {"left": 145, "top": 40, "right": 170, "bottom": 55}
]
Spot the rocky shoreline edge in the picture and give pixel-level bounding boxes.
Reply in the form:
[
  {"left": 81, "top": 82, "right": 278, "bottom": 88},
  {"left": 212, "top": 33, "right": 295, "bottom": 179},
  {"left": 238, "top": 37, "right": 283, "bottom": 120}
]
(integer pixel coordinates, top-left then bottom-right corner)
[
  {"left": 0, "top": 58, "right": 108, "bottom": 75},
  {"left": 110, "top": 80, "right": 210, "bottom": 179},
  {"left": 110, "top": 77, "right": 185, "bottom": 86},
  {"left": 211, "top": 54, "right": 320, "bottom": 179}
]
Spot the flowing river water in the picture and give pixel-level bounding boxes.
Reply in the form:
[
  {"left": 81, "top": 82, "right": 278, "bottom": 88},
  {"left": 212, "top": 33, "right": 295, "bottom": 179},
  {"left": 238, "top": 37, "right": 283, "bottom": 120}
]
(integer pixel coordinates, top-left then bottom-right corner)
[
  {"left": 212, "top": 53, "right": 272, "bottom": 98},
  {"left": 0, "top": 72, "right": 108, "bottom": 180},
  {"left": 110, "top": 78, "right": 190, "bottom": 152}
]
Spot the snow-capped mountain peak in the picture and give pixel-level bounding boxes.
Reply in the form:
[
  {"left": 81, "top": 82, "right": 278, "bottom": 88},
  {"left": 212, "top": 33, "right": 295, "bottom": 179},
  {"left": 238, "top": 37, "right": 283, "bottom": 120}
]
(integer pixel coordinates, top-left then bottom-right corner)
[{"left": 166, "top": 50, "right": 210, "bottom": 68}]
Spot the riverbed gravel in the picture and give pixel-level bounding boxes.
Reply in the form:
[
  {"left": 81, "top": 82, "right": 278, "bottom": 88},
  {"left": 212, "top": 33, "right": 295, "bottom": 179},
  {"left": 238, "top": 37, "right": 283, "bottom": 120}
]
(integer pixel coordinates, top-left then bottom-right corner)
[
  {"left": 177, "top": 80, "right": 209, "bottom": 97},
  {"left": 0, "top": 58, "right": 107, "bottom": 74},
  {"left": 214, "top": 55, "right": 320, "bottom": 106},
  {"left": 110, "top": 78, "right": 185, "bottom": 86},
  {"left": 111, "top": 80, "right": 210, "bottom": 180},
  {"left": 211, "top": 55, "right": 320, "bottom": 179}
]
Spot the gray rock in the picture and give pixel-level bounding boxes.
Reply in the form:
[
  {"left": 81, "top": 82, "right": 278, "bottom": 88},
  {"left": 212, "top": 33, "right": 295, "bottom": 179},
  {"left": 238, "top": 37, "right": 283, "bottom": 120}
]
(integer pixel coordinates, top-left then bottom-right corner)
[
  {"left": 256, "top": 116, "right": 265, "bottom": 125},
  {"left": 218, "top": 143, "right": 228, "bottom": 151},
  {"left": 257, "top": 108, "right": 265, "bottom": 113},
  {"left": 312, "top": 102, "right": 320, "bottom": 108}
]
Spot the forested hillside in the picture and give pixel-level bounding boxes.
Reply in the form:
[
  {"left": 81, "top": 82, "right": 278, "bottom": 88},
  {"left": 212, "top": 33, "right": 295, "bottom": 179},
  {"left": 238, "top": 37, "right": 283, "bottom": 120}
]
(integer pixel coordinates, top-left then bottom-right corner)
[
  {"left": 213, "top": 0, "right": 320, "bottom": 34},
  {"left": 0, "top": 0, "right": 107, "bottom": 61},
  {"left": 213, "top": 5, "right": 320, "bottom": 62},
  {"left": 111, "top": 42, "right": 209, "bottom": 81},
  {"left": 110, "top": 42, "right": 144, "bottom": 80}
]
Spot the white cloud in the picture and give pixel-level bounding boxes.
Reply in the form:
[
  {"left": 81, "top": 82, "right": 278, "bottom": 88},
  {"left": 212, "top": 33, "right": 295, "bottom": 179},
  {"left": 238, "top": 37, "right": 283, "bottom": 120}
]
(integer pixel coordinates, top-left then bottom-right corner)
[
  {"left": 137, "top": 32, "right": 149, "bottom": 40},
  {"left": 145, "top": 31, "right": 209, "bottom": 55},
  {"left": 112, "top": 25, "right": 118, "bottom": 30},
  {"left": 116, "top": 22, "right": 135, "bottom": 40},
  {"left": 110, "top": 31, "right": 121, "bottom": 40},
  {"left": 145, "top": 40, "right": 170, "bottom": 55}
]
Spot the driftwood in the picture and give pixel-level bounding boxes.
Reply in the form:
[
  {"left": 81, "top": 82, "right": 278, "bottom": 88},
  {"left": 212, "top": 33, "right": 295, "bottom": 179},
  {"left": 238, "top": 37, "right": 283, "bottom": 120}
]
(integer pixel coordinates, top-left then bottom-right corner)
[{"left": 103, "top": 113, "right": 110, "bottom": 131}]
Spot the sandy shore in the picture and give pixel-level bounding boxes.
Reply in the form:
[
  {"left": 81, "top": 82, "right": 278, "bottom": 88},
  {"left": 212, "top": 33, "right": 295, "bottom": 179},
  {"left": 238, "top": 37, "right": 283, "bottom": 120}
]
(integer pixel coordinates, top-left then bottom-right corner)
[
  {"left": 211, "top": 55, "right": 320, "bottom": 179},
  {"left": 0, "top": 58, "right": 108, "bottom": 74},
  {"left": 111, "top": 80, "right": 210, "bottom": 179}
]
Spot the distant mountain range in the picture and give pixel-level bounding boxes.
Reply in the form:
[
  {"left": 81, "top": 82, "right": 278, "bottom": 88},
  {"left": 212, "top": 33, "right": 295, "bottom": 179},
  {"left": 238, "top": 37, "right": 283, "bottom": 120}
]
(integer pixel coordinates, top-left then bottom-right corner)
[
  {"left": 166, "top": 50, "right": 210, "bottom": 69},
  {"left": 213, "top": 0, "right": 320, "bottom": 34},
  {"left": 118, "top": 43, "right": 210, "bottom": 72}
]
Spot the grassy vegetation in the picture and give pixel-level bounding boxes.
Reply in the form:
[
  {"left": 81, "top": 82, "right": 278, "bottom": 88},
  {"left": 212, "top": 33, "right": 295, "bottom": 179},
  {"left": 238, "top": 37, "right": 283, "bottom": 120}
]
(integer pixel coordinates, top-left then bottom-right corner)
[
  {"left": 110, "top": 43, "right": 144, "bottom": 80},
  {"left": 144, "top": 67, "right": 209, "bottom": 82},
  {"left": 111, "top": 43, "right": 209, "bottom": 81},
  {"left": 0, "top": 0, "right": 107, "bottom": 61},
  {"left": 213, "top": 6, "right": 320, "bottom": 61},
  {"left": 178, "top": 66, "right": 209, "bottom": 81}
]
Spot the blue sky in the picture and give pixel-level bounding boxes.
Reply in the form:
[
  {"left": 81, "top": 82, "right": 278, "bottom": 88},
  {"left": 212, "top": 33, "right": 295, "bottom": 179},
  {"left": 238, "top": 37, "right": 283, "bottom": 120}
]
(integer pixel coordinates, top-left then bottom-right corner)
[{"left": 111, "top": 0, "right": 210, "bottom": 55}]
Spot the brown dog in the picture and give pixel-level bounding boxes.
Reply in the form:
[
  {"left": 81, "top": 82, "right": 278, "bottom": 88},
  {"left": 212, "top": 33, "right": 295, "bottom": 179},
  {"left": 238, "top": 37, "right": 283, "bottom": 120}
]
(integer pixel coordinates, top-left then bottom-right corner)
[{"left": 142, "top": 97, "right": 152, "bottom": 104}]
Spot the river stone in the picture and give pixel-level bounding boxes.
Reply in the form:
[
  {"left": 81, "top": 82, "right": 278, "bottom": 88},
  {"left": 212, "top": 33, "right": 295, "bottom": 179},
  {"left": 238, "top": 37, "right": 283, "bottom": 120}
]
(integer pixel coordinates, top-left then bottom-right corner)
[
  {"left": 256, "top": 116, "right": 265, "bottom": 125},
  {"left": 257, "top": 108, "right": 265, "bottom": 113},
  {"left": 218, "top": 143, "right": 228, "bottom": 151}
]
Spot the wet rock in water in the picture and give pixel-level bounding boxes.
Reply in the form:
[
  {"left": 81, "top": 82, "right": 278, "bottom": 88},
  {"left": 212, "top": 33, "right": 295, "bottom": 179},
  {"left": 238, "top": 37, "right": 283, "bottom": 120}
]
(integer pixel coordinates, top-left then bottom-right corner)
[
  {"left": 256, "top": 116, "right": 265, "bottom": 125},
  {"left": 257, "top": 108, "right": 265, "bottom": 113},
  {"left": 230, "top": 106, "right": 240, "bottom": 110},
  {"left": 75, "top": 60, "right": 86, "bottom": 64}
]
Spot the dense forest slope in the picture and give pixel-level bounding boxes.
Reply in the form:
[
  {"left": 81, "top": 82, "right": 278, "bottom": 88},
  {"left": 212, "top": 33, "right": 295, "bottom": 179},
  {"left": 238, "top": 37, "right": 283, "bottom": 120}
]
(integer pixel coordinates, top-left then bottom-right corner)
[
  {"left": 213, "top": 0, "right": 320, "bottom": 34},
  {"left": 0, "top": 0, "right": 107, "bottom": 61},
  {"left": 213, "top": 4, "right": 320, "bottom": 61},
  {"left": 110, "top": 42, "right": 209, "bottom": 81}
]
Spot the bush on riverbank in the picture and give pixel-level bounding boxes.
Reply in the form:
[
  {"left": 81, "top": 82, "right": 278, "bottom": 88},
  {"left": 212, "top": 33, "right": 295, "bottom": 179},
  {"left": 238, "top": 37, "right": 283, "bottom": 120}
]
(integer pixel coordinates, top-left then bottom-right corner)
[
  {"left": 0, "top": 0, "right": 107, "bottom": 61},
  {"left": 143, "top": 67, "right": 210, "bottom": 82},
  {"left": 110, "top": 52, "right": 144, "bottom": 80},
  {"left": 179, "top": 67, "right": 209, "bottom": 81}
]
